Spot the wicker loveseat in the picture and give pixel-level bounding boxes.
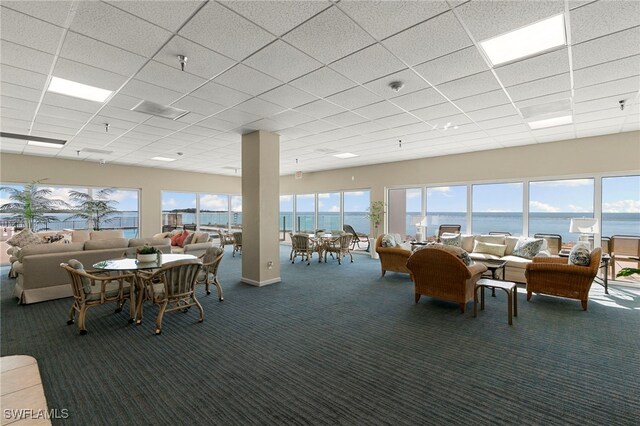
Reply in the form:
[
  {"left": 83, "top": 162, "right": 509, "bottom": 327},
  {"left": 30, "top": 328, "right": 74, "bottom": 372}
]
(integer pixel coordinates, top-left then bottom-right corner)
[
  {"left": 524, "top": 247, "right": 602, "bottom": 310},
  {"left": 375, "top": 235, "right": 412, "bottom": 276},
  {"left": 406, "top": 246, "right": 488, "bottom": 313}
]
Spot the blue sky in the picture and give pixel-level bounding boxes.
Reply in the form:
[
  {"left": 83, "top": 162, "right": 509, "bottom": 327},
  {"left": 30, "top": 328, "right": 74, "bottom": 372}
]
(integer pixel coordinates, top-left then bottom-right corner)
[{"left": 0, "top": 184, "right": 138, "bottom": 211}]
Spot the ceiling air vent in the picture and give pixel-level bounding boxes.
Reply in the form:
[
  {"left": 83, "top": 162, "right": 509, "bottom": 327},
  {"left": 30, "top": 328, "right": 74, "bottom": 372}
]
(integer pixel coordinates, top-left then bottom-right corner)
[
  {"left": 519, "top": 99, "right": 571, "bottom": 119},
  {"left": 82, "top": 148, "right": 113, "bottom": 155},
  {"left": 131, "top": 100, "right": 189, "bottom": 120},
  {"left": 314, "top": 148, "right": 339, "bottom": 154}
]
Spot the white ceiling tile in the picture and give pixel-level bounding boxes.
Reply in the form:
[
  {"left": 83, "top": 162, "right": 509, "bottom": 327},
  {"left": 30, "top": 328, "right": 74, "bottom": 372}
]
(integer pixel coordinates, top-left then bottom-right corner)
[
  {"left": 136, "top": 60, "right": 207, "bottom": 94},
  {"left": 289, "top": 67, "right": 356, "bottom": 98},
  {"left": 574, "top": 107, "right": 628, "bottom": 124},
  {"left": 38, "top": 104, "right": 94, "bottom": 123},
  {"left": 477, "top": 115, "right": 524, "bottom": 130},
  {"left": 573, "top": 55, "right": 640, "bottom": 89},
  {"left": 326, "top": 86, "right": 383, "bottom": 111},
  {"left": 120, "top": 79, "right": 183, "bottom": 105},
  {"left": 411, "top": 102, "right": 462, "bottom": 122},
  {"left": 466, "top": 104, "right": 520, "bottom": 122},
  {"left": 234, "top": 98, "right": 287, "bottom": 117},
  {"left": 242, "top": 118, "right": 283, "bottom": 132},
  {"left": 373, "top": 113, "right": 421, "bottom": 128},
  {"left": 574, "top": 76, "right": 640, "bottom": 103},
  {"left": 259, "top": 85, "right": 318, "bottom": 109},
  {"left": 455, "top": 0, "right": 565, "bottom": 41},
  {"left": 297, "top": 120, "right": 340, "bottom": 134},
  {"left": 191, "top": 81, "right": 252, "bottom": 107},
  {"left": 363, "top": 68, "right": 431, "bottom": 98},
  {"left": 196, "top": 116, "right": 237, "bottom": 132},
  {"left": 413, "top": 46, "right": 489, "bottom": 86},
  {"left": 269, "top": 110, "right": 316, "bottom": 127},
  {"left": 0, "top": 40, "right": 54, "bottom": 75},
  {"left": 1, "top": 1, "right": 74, "bottom": 27},
  {"left": 106, "top": 94, "right": 145, "bottom": 111},
  {"left": 277, "top": 126, "right": 313, "bottom": 141},
  {"left": 70, "top": 1, "right": 171, "bottom": 57},
  {"left": 1, "top": 117, "right": 30, "bottom": 132},
  {"left": 155, "top": 36, "right": 237, "bottom": 81},
  {"left": 0, "top": 6, "right": 64, "bottom": 54},
  {"left": 486, "top": 124, "right": 531, "bottom": 137},
  {"left": 515, "top": 91, "right": 572, "bottom": 109},
  {"left": 496, "top": 48, "right": 570, "bottom": 87},
  {"left": 42, "top": 92, "right": 103, "bottom": 114},
  {"left": 179, "top": 2, "right": 275, "bottom": 61},
  {"left": 294, "top": 100, "right": 348, "bottom": 119},
  {"left": 575, "top": 125, "right": 622, "bottom": 139},
  {"left": 244, "top": 40, "right": 322, "bottom": 83},
  {"left": 453, "top": 89, "right": 512, "bottom": 111},
  {"left": 0, "top": 82, "right": 42, "bottom": 103},
  {"left": 353, "top": 101, "right": 405, "bottom": 120},
  {"left": 221, "top": 0, "right": 330, "bottom": 37},
  {"left": 437, "top": 71, "right": 502, "bottom": 100},
  {"left": 382, "top": 11, "right": 472, "bottom": 66},
  {"left": 324, "top": 111, "right": 367, "bottom": 127},
  {"left": 214, "top": 64, "right": 281, "bottom": 96},
  {"left": 283, "top": 6, "right": 375, "bottom": 65},
  {"left": 329, "top": 44, "right": 405, "bottom": 84},
  {"left": 0, "top": 64, "right": 46, "bottom": 90},
  {"left": 1, "top": 105, "right": 36, "bottom": 121},
  {"left": 99, "top": 106, "right": 150, "bottom": 125},
  {"left": 52, "top": 58, "right": 128, "bottom": 92},
  {"left": 60, "top": 32, "right": 147, "bottom": 78},
  {"left": 106, "top": 0, "right": 204, "bottom": 32},
  {"left": 213, "top": 108, "right": 262, "bottom": 126},
  {"left": 171, "top": 96, "right": 226, "bottom": 117},
  {"left": 506, "top": 73, "right": 571, "bottom": 102},
  {"left": 338, "top": 0, "right": 449, "bottom": 40},
  {"left": 571, "top": 0, "right": 640, "bottom": 44},
  {"left": 572, "top": 27, "right": 640, "bottom": 70},
  {"left": 391, "top": 87, "right": 448, "bottom": 111},
  {"left": 574, "top": 92, "right": 637, "bottom": 114}
]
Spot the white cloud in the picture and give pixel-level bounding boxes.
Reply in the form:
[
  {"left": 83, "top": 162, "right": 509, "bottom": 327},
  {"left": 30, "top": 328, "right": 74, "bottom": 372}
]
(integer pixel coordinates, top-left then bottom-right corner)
[
  {"left": 200, "top": 194, "right": 228, "bottom": 210},
  {"left": 603, "top": 199, "right": 640, "bottom": 213},
  {"left": 427, "top": 187, "right": 452, "bottom": 197},
  {"left": 532, "top": 179, "right": 592, "bottom": 187},
  {"left": 106, "top": 189, "right": 137, "bottom": 202},
  {"left": 297, "top": 194, "right": 315, "bottom": 199},
  {"left": 568, "top": 204, "right": 589, "bottom": 212},
  {"left": 485, "top": 209, "right": 511, "bottom": 213},
  {"left": 162, "top": 198, "right": 176, "bottom": 209},
  {"left": 318, "top": 193, "right": 331, "bottom": 199},
  {"left": 529, "top": 200, "right": 560, "bottom": 212},
  {"left": 329, "top": 206, "right": 340, "bottom": 212},
  {"left": 280, "top": 195, "right": 293, "bottom": 202},
  {"left": 346, "top": 191, "right": 364, "bottom": 196},
  {"left": 406, "top": 190, "right": 422, "bottom": 198}
]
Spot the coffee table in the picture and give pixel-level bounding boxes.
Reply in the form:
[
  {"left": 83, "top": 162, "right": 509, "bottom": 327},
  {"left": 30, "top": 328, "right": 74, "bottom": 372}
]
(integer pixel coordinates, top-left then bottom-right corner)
[{"left": 474, "top": 278, "right": 518, "bottom": 325}]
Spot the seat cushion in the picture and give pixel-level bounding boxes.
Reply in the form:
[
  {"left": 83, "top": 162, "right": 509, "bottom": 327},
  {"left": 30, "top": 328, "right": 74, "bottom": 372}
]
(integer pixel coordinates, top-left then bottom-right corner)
[
  {"left": 6, "top": 229, "right": 42, "bottom": 248},
  {"left": 500, "top": 255, "right": 532, "bottom": 270},
  {"left": 469, "top": 253, "right": 501, "bottom": 262},
  {"left": 90, "top": 230, "right": 125, "bottom": 240},
  {"left": 86, "top": 280, "right": 131, "bottom": 301},
  {"left": 476, "top": 235, "right": 506, "bottom": 245}
]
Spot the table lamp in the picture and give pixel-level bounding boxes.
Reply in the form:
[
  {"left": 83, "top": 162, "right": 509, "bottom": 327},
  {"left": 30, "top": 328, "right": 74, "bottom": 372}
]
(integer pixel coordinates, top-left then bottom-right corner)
[{"left": 569, "top": 218, "right": 599, "bottom": 249}]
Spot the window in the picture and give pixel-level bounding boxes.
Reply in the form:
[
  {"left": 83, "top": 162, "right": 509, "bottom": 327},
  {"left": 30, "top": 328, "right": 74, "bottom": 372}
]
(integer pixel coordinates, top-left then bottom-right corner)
[
  {"left": 280, "top": 195, "right": 293, "bottom": 238},
  {"left": 198, "top": 193, "right": 228, "bottom": 232},
  {"left": 99, "top": 188, "right": 139, "bottom": 238},
  {"left": 317, "top": 192, "right": 340, "bottom": 232},
  {"left": 295, "top": 194, "right": 315, "bottom": 233},
  {"left": 230, "top": 195, "right": 242, "bottom": 231},
  {"left": 162, "top": 192, "right": 197, "bottom": 229},
  {"left": 343, "top": 190, "right": 370, "bottom": 234},
  {"left": 426, "top": 185, "right": 467, "bottom": 237},
  {"left": 472, "top": 183, "right": 523, "bottom": 235},
  {"left": 388, "top": 188, "right": 422, "bottom": 238},
  {"left": 602, "top": 175, "right": 640, "bottom": 237},
  {"left": 529, "top": 179, "right": 594, "bottom": 244}
]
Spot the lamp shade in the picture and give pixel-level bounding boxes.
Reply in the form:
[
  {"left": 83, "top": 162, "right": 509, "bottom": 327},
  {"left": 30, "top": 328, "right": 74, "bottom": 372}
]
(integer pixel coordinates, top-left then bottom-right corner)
[{"left": 569, "top": 218, "right": 599, "bottom": 234}]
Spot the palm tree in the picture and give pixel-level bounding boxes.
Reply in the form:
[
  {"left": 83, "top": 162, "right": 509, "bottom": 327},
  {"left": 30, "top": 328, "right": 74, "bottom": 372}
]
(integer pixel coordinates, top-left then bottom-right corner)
[
  {"left": 66, "top": 188, "right": 120, "bottom": 231},
  {"left": 0, "top": 180, "right": 68, "bottom": 230}
]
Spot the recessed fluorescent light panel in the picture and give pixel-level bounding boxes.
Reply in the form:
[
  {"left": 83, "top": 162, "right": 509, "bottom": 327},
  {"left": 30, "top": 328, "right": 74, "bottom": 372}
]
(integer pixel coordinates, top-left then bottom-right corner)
[
  {"left": 527, "top": 115, "right": 573, "bottom": 130},
  {"left": 47, "top": 77, "right": 113, "bottom": 102},
  {"left": 480, "top": 14, "right": 566, "bottom": 66},
  {"left": 333, "top": 153, "right": 358, "bottom": 159},
  {"left": 27, "top": 141, "right": 64, "bottom": 149},
  {"left": 151, "top": 156, "right": 176, "bottom": 162},
  {"left": 0, "top": 132, "right": 67, "bottom": 148}
]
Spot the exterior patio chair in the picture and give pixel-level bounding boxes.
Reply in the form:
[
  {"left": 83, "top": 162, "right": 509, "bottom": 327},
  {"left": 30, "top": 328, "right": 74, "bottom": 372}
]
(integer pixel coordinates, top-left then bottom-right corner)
[
  {"left": 61, "top": 260, "right": 135, "bottom": 335},
  {"left": 324, "top": 233, "right": 353, "bottom": 264},
  {"left": 291, "top": 233, "right": 316, "bottom": 265},
  {"left": 217, "top": 229, "right": 234, "bottom": 249},
  {"left": 437, "top": 224, "right": 461, "bottom": 242},
  {"left": 343, "top": 224, "right": 370, "bottom": 251},
  {"left": 137, "top": 259, "right": 203, "bottom": 335},
  {"left": 534, "top": 233, "right": 562, "bottom": 255},
  {"left": 197, "top": 246, "right": 224, "bottom": 300},
  {"left": 232, "top": 232, "right": 242, "bottom": 257},
  {"left": 609, "top": 235, "right": 640, "bottom": 277},
  {"left": 489, "top": 231, "right": 512, "bottom": 236}
]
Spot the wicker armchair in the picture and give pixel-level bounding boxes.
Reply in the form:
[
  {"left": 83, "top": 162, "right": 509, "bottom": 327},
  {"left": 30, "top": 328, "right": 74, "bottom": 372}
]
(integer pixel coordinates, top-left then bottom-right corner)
[
  {"left": 290, "top": 233, "right": 316, "bottom": 265},
  {"left": 61, "top": 260, "right": 135, "bottom": 335},
  {"left": 197, "top": 246, "right": 224, "bottom": 300},
  {"left": 324, "top": 233, "right": 354, "bottom": 264},
  {"left": 525, "top": 247, "right": 602, "bottom": 311},
  {"left": 217, "top": 230, "right": 234, "bottom": 249},
  {"left": 406, "top": 248, "right": 487, "bottom": 313},
  {"left": 232, "top": 232, "right": 242, "bottom": 257},
  {"left": 375, "top": 235, "right": 412, "bottom": 276}
]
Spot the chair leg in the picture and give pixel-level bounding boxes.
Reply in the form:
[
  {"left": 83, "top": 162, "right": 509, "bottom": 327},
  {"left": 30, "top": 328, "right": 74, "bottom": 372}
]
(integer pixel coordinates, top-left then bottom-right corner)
[
  {"left": 67, "top": 303, "right": 76, "bottom": 325},
  {"left": 459, "top": 302, "right": 466, "bottom": 314},
  {"left": 78, "top": 305, "right": 89, "bottom": 335},
  {"left": 381, "top": 269, "right": 386, "bottom": 277},
  {"left": 349, "top": 252, "right": 353, "bottom": 263},
  {"left": 214, "top": 277, "right": 223, "bottom": 301},
  {"left": 155, "top": 301, "right": 169, "bottom": 335},
  {"left": 526, "top": 291, "right": 532, "bottom": 301},
  {"left": 194, "top": 296, "right": 204, "bottom": 323},
  {"left": 581, "top": 299, "right": 588, "bottom": 311},
  {"left": 415, "top": 293, "right": 421, "bottom": 303}
]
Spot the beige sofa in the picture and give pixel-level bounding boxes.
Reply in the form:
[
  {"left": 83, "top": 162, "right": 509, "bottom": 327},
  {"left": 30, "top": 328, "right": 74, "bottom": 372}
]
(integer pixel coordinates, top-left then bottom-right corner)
[
  {"left": 11, "top": 230, "right": 171, "bottom": 304},
  {"left": 154, "top": 230, "right": 214, "bottom": 257},
  {"left": 457, "top": 234, "right": 551, "bottom": 283}
]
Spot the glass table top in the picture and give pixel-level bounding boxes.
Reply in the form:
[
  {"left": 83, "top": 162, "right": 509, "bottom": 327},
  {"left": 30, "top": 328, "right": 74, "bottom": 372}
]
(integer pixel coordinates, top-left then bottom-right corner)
[{"left": 93, "top": 254, "right": 197, "bottom": 271}]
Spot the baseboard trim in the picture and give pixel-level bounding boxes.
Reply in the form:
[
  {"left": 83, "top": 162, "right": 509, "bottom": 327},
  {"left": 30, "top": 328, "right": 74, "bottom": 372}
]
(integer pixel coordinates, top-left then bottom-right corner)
[{"left": 241, "top": 276, "right": 281, "bottom": 287}]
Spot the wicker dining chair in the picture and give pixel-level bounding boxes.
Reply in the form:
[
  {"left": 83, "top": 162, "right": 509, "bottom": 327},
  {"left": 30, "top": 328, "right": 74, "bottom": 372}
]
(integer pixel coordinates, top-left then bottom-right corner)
[
  {"left": 61, "top": 260, "right": 135, "bottom": 335},
  {"left": 232, "top": 232, "right": 242, "bottom": 257},
  {"left": 217, "top": 230, "right": 234, "bottom": 249},
  {"left": 137, "top": 259, "right": 203, "bottom": 335},
  {"left": 291, "top": 233, "right": 316, "bottom": 265},
  {"left": 324, "top": 233, "right": 354, "bottom": 264},
  {"left": 197, "top": 246, "right": 224, "bottom": 300}
]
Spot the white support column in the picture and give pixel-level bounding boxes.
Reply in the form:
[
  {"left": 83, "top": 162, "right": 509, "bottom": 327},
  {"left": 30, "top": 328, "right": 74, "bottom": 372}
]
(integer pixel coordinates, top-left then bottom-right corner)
[{"left": 241, "top": 131, "right": 281, "bottom": 287}]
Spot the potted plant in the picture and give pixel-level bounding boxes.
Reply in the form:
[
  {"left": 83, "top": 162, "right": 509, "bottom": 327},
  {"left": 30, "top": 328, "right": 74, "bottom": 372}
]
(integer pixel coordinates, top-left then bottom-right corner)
[
  {"left": 0, "top": 179, "right": 68, "bottom": 230},
  {"left": 137, "top": 244, "right": 159, "bottom": 263},
  {"left": 367, "top": 201, "right": 385, "bottom": 259}
]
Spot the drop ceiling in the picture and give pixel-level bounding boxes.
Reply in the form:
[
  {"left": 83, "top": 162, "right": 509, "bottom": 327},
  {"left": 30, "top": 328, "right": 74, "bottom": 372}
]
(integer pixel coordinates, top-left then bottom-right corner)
[{"left": 0, "top": 0, "right": 638, "bottom": 176}]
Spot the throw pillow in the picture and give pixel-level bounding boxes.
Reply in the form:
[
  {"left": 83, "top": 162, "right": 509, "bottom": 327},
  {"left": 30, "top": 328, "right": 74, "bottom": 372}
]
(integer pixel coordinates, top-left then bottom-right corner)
[
  {"left": 67, "top": 259, "right": 92, "bottom": 294},
  {"left": 381, "top": 234, "right": 396, "bottom": 247},
  {"left": 472, "top": 241, "right": 507, "bottom": 257},
  {"left": 512, "top": 238, "right": 544, "bottom": 260},
  {"left": 441, "top": 233, "right": 462, "bottom": 247},
  {"left": 170, "top": 231, "right": 183, "bottom": 247},
  {"left": 6, "top": 229, "right": 43, "bottom": 248},
  {"left": 173, "top": 230, "right": 190, "bottom": 247},
  {"left": 182, "top": 232, "right": 196, "bottom": 247},
  {"left": 426, "top": 243, "right": 472, "bottom": 266},
  {"left": 569, "top": 243, "right": 591, "bottom": 266}
]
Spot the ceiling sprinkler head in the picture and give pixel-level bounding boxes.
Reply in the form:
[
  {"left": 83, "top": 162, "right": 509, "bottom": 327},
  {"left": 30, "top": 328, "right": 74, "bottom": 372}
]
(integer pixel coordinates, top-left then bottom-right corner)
[
  {"left": 178, "top": 55, "right": 188, "bottom": 71},
  {"left": 389, "top": 81, "right": 404, "bottom": 93},
  {"left": 619, "top": 99, "right": 626, "bottom": 110},
  {"left": 105, "top": 123, "right": 110, "bottom": 132}
]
